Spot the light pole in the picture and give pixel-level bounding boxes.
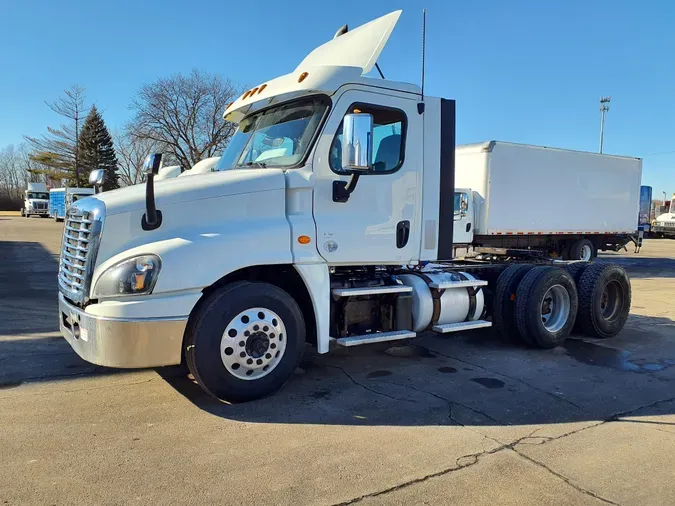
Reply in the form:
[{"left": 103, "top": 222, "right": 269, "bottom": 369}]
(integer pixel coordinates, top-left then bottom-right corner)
[{"left": 599, "top": 97, "right": 611, "bottom": 154}]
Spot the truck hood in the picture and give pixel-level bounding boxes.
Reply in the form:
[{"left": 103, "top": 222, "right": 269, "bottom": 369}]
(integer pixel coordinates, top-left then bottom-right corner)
[
  {"left": 94, "top": 169, "right": 286, "bottom": 216},
  {"left": 655, "top": 212, "right": 675, "bottom": 223}
]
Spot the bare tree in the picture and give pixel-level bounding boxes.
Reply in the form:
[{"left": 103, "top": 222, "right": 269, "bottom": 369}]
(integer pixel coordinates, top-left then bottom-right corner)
[
  {"left": 0, "top": 144, "right": 40, "bottom": 209},
  {"left": 24, "top": 85, "right": 89, "bottom": 185},
  {"left": 114, "top": 130, "right": 161, "bottom": 186},
  {"left": 129, "top": 70, "right": 239, "bottom": 170}
]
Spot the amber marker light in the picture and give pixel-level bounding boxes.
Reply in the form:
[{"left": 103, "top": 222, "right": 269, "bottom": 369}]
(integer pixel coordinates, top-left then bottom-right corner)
[{"left": 298, "top": 235, "right": 311, "bottom": 245}]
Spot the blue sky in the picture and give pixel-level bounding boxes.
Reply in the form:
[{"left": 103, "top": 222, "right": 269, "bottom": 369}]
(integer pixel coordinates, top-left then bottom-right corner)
[{"left": 2, "top": 0, "right": 674, "bottom": 198}]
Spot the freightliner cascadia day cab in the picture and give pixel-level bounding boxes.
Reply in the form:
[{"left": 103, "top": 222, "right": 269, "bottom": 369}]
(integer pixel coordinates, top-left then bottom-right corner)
[
  {"left": 21, "top": 182, "right": 50, "bottom": 218},
  {"left": 57, "top": 11, "right": 634, "bottom": 402},
  {"left": 49, "top": 187, "right": 96, "bottom": 222},
  {"left": 453, "top": 142, "right": 643, "bottom": 261}
]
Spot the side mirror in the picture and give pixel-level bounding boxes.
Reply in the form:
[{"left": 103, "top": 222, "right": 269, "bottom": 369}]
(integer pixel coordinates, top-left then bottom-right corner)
[
  {"left": 89, "top": 169, "right": 105, "bottom": 186},
  {"left": 144, "top": 153, "right": 163, "bottom": 175},
  {"left": 341, "top": 113, "right": 373, "bottom": 172}
]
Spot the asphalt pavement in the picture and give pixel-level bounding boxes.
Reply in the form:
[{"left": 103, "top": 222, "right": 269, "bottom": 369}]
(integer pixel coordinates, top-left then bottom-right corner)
[{"left": 1, "top": 215, "right": 674, "bottom": 505}]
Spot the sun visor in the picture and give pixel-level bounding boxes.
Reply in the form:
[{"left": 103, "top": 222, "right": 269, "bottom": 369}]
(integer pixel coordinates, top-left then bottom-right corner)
[{"left": 295, "top": 10, "right": 402, "bottom": 74}]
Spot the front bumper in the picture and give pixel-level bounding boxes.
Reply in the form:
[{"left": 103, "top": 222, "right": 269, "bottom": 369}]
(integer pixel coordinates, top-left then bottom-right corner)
[
  {"left": 652, "top": 226, "right": 675, "bottom": 235},
  {"left": 29, "top": 209, "right": 49, "bottom": 215},
  {"left": 59, "top": 293, "right": 186, "bottom": 368}
]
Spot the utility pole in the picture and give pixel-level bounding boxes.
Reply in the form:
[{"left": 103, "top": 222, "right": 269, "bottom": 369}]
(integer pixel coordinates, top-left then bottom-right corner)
[{"left": 599, "top": 96, "right": 611, "bottom": 154}]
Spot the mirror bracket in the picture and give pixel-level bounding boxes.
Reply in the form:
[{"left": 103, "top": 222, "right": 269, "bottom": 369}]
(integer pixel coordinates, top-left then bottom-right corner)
[
  {"left": 332, "top": 174, "right": 361, "bottom": 203},
  {"left": 142, "top": 210, "right": 163, "bottom": 231}
]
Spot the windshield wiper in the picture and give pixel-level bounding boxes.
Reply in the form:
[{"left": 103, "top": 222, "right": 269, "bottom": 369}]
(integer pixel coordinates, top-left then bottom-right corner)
[{"left": 239, "top": 161, "right": 267, "bottom": 169}]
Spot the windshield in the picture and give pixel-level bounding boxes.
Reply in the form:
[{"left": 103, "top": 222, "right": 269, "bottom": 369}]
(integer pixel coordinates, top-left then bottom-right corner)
[
  {"left": 27, "top": 192, "right": 48, "bottom": 200},
  {"left": 215, "top": 96, "right": 329, "bottom": 171}
]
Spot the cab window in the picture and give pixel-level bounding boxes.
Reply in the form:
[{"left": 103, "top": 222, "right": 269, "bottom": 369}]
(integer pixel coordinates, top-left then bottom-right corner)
[{"left": 329, "top": 104, "right": 406, "bottom": 174}]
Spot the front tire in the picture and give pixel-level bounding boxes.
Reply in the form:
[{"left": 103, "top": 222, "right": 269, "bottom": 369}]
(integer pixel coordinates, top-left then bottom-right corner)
[{"left": 184, "top": 281, "right": 306, "bottom": 402}]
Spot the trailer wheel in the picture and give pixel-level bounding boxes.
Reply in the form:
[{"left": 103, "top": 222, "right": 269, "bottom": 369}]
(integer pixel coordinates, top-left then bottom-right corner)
[
  {"left": 492, "top": 264, "right": 536, "bottom": 345},
  {"left": 184, "top": 281, "right": 306, "bottom": 402},
  {"left": 515, "top": 267, "right": 578, "bottom": 349},
  {"left": 577, "top": 263, "right": 631, "bottom": 338},
  {"left": 568, "top": 239, "right": 595, "bottom": 261}
]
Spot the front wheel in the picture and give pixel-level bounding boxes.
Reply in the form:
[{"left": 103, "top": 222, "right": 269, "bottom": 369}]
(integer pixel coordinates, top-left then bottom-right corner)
[{"left": 184, "top": 281, "right": 306, "bottom": 402}]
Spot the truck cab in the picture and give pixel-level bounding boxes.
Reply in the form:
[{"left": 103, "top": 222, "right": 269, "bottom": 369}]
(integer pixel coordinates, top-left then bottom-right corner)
[
  {"left": 652, "top": 194, "right": 675, "bottom": 237},
  {"left": 22, "top": 183, "right": 50, "bottom": 218}
]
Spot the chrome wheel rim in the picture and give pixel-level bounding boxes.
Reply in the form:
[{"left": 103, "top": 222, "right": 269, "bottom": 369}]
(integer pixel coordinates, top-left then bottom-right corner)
[
  {"left": 540, "top": 284, "right": 570, "bottom": 333},
  {"left": 221, "top": 307, "right": 287, "bottom": 380},
  {"left": 580, "top": 244, "right": 592, "bottom": 261}
]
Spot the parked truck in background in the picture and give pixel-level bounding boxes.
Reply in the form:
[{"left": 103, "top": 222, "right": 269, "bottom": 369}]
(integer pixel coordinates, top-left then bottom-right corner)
[
  {"left": 21, "top": 182, "right": 50, "bottom": 218},
  {"left": 454, "top": 142, "right": 643, "bottom": 261},
  {"left": 56, "top": 11, "right": 634, "bottom": 402},
  {"left": 49, "top": 187, "right": 96, "bottom": 222},
  {"left": 652, "top": 193, "right": 675, "bottom": 238}
]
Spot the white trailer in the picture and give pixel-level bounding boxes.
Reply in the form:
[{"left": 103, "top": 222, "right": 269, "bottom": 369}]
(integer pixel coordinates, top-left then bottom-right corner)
[
  {"left": 21, "top": 182, "right": 50, "bottom": 218},
  {"left": 453, "top": 142, "right": 643, "bottom": 260},
  {"left": 56, "top": 11, "right": 634, "bottom": 402}
]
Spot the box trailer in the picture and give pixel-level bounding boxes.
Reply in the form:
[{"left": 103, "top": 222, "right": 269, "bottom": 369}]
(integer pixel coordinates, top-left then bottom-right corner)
[
  {"left": 49, "top": 187, "right": 96, "bottom": 221},
  {"left": 453, "top": 141, "right": 643, "bottom": 260}
]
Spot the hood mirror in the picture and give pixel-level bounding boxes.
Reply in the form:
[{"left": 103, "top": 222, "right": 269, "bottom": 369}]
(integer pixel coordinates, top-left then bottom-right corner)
[
  {"left": 144, "top": 153, "right": 163, "bottom": 175},
  {"left": 89, "top": 169, "right": 105, "bottom": 193}
]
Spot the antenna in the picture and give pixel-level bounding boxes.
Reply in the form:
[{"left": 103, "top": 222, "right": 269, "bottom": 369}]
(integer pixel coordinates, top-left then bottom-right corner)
[{"left": 421, "top": 8, "right": 426, "bottom": 101}]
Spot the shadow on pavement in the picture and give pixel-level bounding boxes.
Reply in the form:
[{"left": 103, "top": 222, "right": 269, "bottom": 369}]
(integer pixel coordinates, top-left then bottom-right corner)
[
  {"left": 0, "top": 240, "right": 60, "bottom": 334},
  {"left": 159, "top": 313, "right": 675, "bottom": 429}
]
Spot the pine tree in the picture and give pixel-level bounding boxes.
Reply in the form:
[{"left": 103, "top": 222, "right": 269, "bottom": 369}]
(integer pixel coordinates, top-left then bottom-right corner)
[{"left": 79, "top": 106, "right": 120, "bottom": 190}]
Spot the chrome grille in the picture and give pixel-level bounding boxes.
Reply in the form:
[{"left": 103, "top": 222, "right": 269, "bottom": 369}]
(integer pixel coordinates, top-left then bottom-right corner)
[
  {"left": 33, "top": 202, "right": 48, "bottom": 210},
  {"left": 58, "top": 199, "right": 105, "bottom": 304}
]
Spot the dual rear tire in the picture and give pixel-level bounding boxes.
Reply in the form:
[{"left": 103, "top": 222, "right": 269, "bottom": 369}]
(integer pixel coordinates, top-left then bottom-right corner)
[{"left": 493, "top": 262, "right": 631, "bottom": 348}]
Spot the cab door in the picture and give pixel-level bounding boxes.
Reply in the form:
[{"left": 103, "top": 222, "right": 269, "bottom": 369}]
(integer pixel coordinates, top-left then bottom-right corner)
[
  {"left": 312, "top": 88, "right": 423, "bottom": 264},
  {"left": 452, "top": 189, "right": 474, "bottom": 245}
]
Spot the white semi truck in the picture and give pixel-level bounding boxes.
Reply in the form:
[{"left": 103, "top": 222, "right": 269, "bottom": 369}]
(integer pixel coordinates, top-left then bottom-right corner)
[
  {"left": 651, "top": 193, "right": 675, "bottom": 237},
  {"left": 454, "top": 142, "right": 642, "bottom": 261},
  {"left": 21, "top": 182, "right": 50, "bottom": 218},
  {"left": 57, "top": 11, "right": 633, "bottom": 402}
]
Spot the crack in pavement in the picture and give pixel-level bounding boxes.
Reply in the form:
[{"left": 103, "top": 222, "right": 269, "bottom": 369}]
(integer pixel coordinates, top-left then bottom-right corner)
[
  {"left": 511, "top": 449, "right": 621, "bottom": 506},
  {"left": 333, "top": 393, "right": 675, "bottom": 505},
  {"left": 0, "top": 377, "right": 157, "bottom": 400},
  {"left": 417, "top": 344, "right": 586, "bottom": 411},
  {"left": 322, "top": 364, "right": 418, "bottom": 403},
  {"left": 381, "top": 379, "right": 507, "bottom": 428}
]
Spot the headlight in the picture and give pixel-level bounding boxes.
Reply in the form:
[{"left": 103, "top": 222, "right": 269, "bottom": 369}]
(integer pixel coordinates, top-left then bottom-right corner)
[{"left": 92, "top": 255, "right": 161, "bottom": 298}]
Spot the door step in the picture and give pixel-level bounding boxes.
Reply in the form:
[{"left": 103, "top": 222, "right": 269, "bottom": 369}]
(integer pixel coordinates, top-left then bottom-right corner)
[
  {"left": 432, "top": 320, "right": 492, "bottom": 333},
  {"left": 332, "top": 285, "right": 412, "bottom": 297},
  {"left": 428, "top": 279, "right": 488, "bottom": 289},
  {"left": 335, "top": 330, "right": 416, "bottom": 347}
]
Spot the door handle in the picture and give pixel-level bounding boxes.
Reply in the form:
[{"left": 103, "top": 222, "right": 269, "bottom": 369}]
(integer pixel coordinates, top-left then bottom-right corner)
[{"left": 396, "top": 220, "right": 410, "bottom": 249}]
